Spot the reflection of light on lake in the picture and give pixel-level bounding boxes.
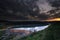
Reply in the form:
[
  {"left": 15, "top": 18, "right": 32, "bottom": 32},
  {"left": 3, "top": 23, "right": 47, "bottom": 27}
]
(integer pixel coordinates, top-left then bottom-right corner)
[
  {"left": 35, "top": 25, "right": 49, "bottom": 31},
  {"left": 0, "top": 24, "right": 50, "bottom": 40},
  {"left": 12, "top": 25, "right": 49, "bottom": 32}
]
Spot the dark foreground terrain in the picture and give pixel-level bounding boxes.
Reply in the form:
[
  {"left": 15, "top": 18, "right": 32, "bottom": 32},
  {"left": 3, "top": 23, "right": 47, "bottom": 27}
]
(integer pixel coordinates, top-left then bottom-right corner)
[
  {"left": 0, "top": 22, "right": 60, "bottom": 40},
  {"left": 19, "top": 23, "right": 60, "bottom": 40}
]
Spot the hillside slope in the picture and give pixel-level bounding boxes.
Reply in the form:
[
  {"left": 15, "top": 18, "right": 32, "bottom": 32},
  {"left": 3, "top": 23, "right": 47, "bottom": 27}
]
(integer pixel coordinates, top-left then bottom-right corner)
[{"left": 19, "top": 23, "right": 60, "bottom": 40}]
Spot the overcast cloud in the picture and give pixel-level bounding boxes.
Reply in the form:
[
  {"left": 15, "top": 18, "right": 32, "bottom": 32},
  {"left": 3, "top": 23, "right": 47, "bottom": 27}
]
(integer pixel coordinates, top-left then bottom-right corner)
[{"left": 36, "top": 0, "right": 53, "bottom": 13}]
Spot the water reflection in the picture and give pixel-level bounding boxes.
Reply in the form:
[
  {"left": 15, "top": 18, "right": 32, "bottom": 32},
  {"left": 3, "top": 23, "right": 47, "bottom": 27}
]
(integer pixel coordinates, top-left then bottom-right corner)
[
  {"left": 0, "top": 24, "right": 50, "bottom": 40},
  {"left": 11, "top": 25, "right": 49, "bottom": 32}
]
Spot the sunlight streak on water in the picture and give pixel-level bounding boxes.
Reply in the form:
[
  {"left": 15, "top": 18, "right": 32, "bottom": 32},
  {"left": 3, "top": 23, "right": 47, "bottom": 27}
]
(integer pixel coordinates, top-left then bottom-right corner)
[{"left": 11, "top": 25, "right": 50, "bottom": 32}]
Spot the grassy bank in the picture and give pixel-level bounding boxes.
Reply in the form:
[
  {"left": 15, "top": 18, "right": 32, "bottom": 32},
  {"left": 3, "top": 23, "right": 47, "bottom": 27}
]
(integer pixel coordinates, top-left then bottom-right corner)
[{"left": 19, "top": 23, "right": 60, "bottom": 40}]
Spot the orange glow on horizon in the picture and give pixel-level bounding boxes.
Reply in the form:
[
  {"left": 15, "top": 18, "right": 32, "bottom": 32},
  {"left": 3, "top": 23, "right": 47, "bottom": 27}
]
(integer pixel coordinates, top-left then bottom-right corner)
[{"left": 42, "top": 18, "right": 60, "bottom": 21}]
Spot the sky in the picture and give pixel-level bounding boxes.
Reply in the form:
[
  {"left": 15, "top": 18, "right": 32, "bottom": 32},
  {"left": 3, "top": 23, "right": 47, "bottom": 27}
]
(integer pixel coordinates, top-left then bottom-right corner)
[
  {"left": 36, "top": 0, "right": 53, "bottom": 13},
  {"left": 0, "top": 0, "right": 60, "bottom": 21}
]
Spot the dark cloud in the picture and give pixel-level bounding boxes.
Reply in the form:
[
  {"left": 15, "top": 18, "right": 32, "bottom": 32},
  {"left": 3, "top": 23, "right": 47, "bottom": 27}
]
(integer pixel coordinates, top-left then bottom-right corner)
[{"left": 0, "top": 0, "right": 60, "bottom": 21}]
